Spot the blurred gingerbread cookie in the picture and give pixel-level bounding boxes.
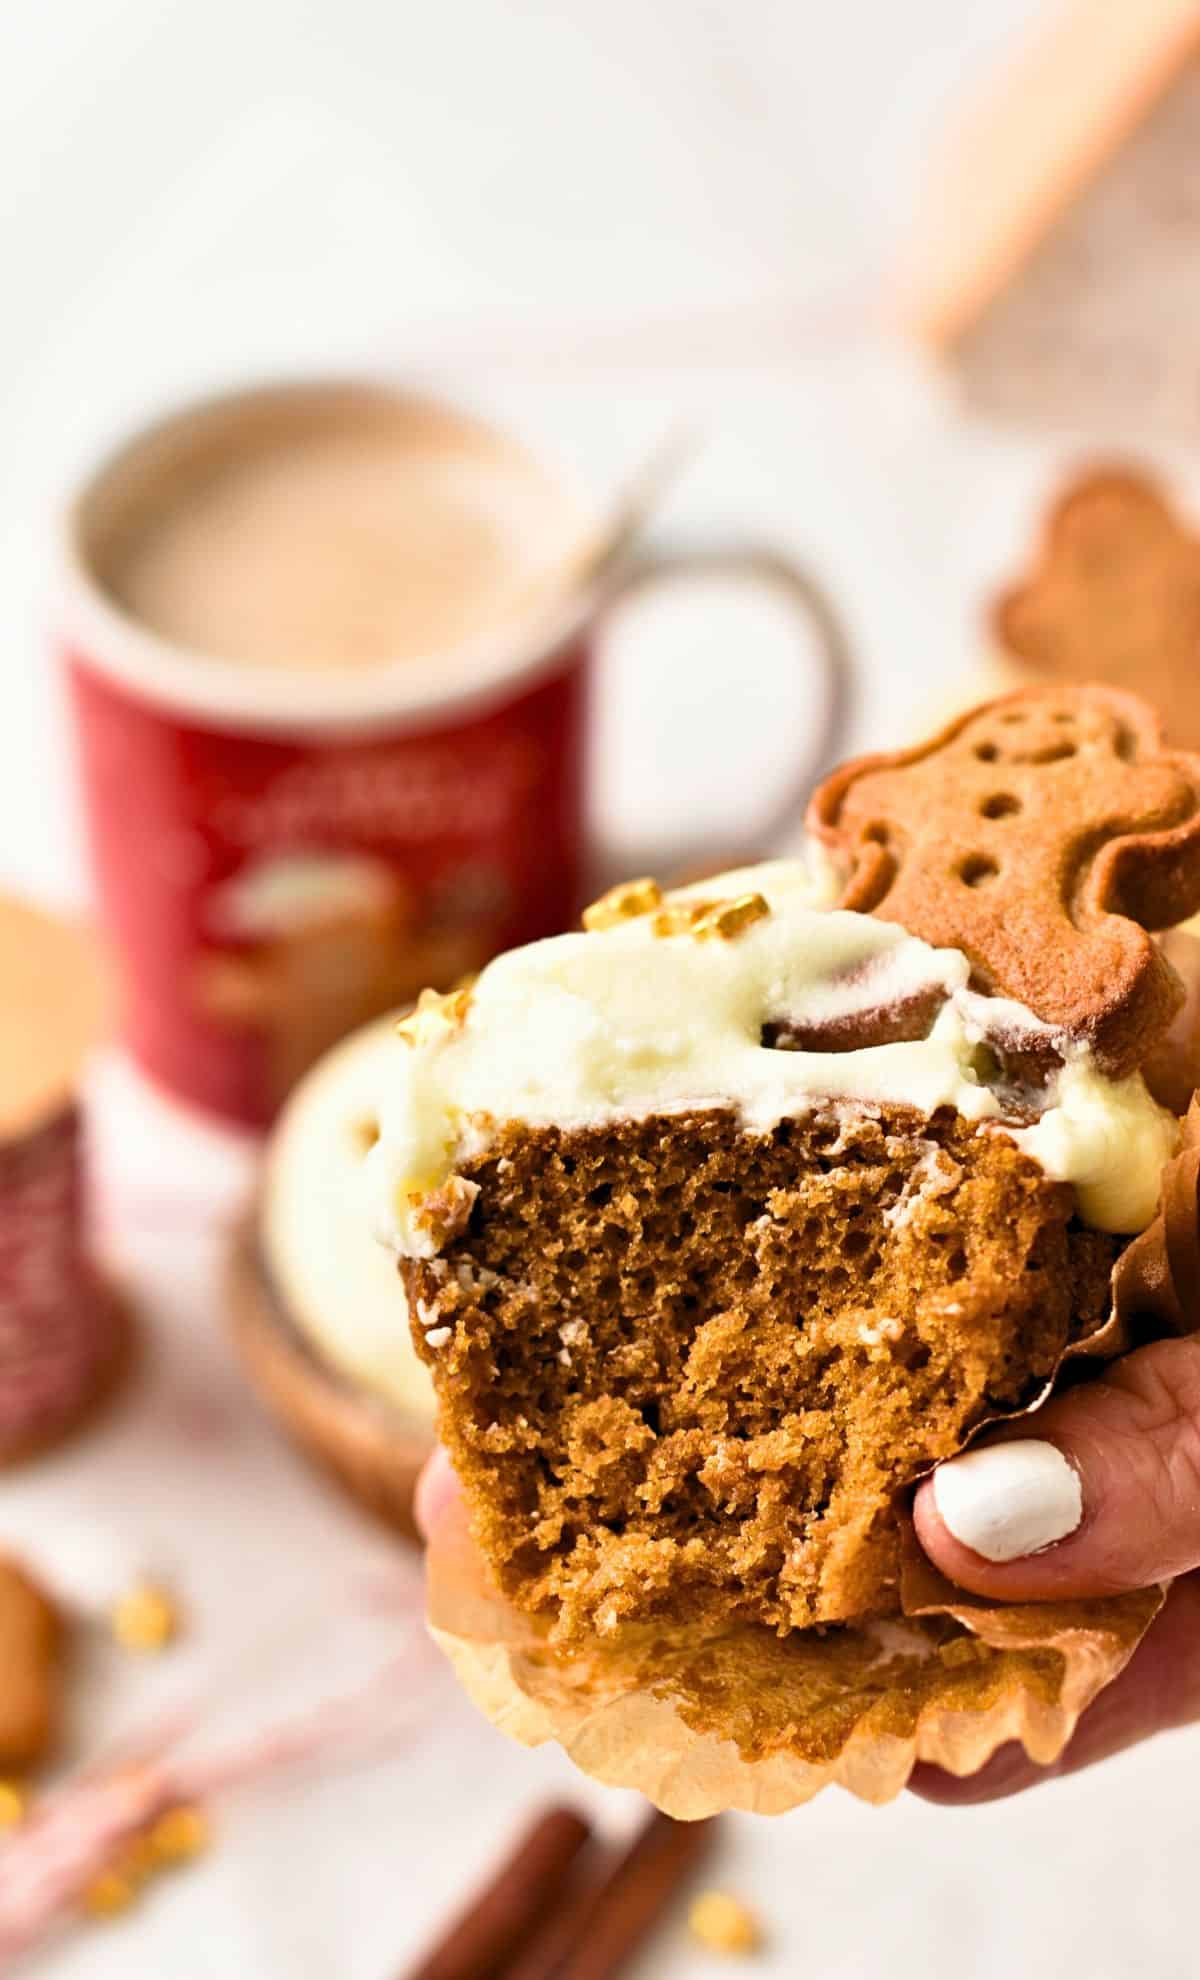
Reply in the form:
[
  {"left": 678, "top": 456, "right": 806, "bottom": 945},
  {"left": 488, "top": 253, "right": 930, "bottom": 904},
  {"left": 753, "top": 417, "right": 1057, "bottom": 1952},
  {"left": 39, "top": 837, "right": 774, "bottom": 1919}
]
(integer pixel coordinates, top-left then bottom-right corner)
[
  {"left": 808, "top": 685, "right": 1200, "bottom": 1075},
  {"left": 0, "top": 1556, "right": 64, "bottom": 1771},
  {"left": 993, "top": 469, "right": 1200, "bottom": 749}
]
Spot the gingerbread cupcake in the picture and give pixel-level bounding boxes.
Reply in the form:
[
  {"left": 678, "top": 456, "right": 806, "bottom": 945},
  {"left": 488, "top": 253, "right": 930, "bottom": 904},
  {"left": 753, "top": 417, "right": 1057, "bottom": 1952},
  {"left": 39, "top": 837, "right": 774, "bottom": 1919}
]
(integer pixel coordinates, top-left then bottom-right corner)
[
  {"left": 361, "top": 686, "right": 1200, "bottom": 1814},
  {"left": 229, "top": 1014, "right": 435, "bottom": 1536}
]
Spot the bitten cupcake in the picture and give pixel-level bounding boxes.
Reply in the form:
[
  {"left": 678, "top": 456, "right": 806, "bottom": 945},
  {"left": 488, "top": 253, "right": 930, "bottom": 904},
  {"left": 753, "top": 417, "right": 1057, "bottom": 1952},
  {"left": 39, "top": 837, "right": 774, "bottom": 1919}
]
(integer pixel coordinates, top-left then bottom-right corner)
[{"left": 361, "top": 686, "right": 1200, "bottom": 1814}]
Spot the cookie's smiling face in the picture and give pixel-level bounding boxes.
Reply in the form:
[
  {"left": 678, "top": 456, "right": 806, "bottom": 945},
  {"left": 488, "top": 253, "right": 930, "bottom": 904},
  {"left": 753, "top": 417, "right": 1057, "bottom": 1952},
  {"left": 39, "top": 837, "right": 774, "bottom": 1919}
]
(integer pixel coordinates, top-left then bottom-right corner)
[{"left": 809, "top": 685, "right": 1200, "bottom": 1072}]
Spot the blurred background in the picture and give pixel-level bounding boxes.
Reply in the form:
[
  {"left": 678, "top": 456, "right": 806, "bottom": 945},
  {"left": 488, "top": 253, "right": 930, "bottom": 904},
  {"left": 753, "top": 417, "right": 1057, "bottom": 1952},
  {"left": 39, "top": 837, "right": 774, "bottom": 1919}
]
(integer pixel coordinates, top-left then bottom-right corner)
[
  {"left": 4, "top": 0, "right": 1200, "bottom": 1974},
  {"left": 0, "top": 0, "right": 1077, "bottom": 905}
]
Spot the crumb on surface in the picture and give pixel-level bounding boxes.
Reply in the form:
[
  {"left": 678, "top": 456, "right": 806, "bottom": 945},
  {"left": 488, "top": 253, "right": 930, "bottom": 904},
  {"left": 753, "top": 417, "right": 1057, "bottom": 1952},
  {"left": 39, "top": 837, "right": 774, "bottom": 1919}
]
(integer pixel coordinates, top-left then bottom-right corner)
[
  {"left": 688, "top": 1889, "right": 763, "bottom": 1955},
  {"left": 148, "top": 1803, "right": 211, "bottom": 1866},
  {"left": 111, "top": 1583, "right": 180, "bottom": 1654},
  {"left": 81, "top": 1869, "right": 139, "bottom": 1920},
  {"left": 79, "top": 1803, "right": 211, "bottom": 1925}
]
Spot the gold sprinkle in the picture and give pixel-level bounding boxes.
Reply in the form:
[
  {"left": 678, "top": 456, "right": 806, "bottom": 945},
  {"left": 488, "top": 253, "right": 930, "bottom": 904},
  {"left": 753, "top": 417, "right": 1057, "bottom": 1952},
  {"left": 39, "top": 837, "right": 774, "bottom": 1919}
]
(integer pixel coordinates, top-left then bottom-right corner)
[
  {"left": 688, "top": 1890, "right": 763, "bottom": 1955},
  {"left": 652, "top": 892, "right": 771, "bottom": 941},
  {"left": 118, "top": 1830, "right": 160, "bottom": 1881},
  {"left": 79, "top": 1803, "right": 211, "bottom": 1924},
  {"left": 400, "top": 985, "right": 474, "bottom": 1040},
  {"left": 695, "top": 892, "right": 771, "bottom": 941},
  {"left": 112, "top": 1583, "right": 180, "bottom": 1654},
  {"left": 82, "top": 1869, "right": 139, "bottom": 1919},
  {"left": 583, "top": 877, "right": 662, "bottom": 931},
  {"left": 148, "top": 1803, "right": 211, "bottom": 1866},
  {"left": 651, "top": 899, "right": 715, "bottom": 938},
  {"left": 0, "top": 1780, "right": 28, "bottom": 1830}
]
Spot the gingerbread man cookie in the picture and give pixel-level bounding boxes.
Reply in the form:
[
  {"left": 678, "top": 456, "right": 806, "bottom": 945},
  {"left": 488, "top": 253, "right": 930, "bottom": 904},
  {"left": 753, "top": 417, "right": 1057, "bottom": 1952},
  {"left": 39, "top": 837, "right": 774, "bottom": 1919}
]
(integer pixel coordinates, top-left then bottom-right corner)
[
  {"left": 993, "top": 470, "right": 1200, "bottom": 750},
  {"left": 0, "top": 1556, "right": 63, "bottom": 1769},
  {"left": 808, "top": 686, "right": 1200, "bottom": 1076}
]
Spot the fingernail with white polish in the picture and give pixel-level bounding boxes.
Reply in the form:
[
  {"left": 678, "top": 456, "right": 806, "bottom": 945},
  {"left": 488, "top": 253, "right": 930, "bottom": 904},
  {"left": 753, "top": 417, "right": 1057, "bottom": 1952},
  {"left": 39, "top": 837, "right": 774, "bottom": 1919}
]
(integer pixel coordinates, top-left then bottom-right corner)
[{"left": 931, "top": 1439, "right": 1083, "bottom": 1564}]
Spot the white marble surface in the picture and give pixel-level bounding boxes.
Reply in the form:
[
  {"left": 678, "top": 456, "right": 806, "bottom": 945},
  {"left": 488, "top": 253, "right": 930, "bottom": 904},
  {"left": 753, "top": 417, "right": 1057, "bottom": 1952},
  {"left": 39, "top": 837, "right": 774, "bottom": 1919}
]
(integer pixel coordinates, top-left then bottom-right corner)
[{"left": 3, "top": 1, "right": 1199, "bottom": 1974}]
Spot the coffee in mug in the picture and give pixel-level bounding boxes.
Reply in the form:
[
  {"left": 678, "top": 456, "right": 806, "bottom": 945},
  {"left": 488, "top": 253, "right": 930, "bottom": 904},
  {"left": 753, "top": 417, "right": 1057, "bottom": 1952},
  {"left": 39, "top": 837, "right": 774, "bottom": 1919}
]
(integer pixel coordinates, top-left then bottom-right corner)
[
  {"left": 92, "top": 394, "right": 583, "bottom": 674},
  {"left": 62, "top": 380, "right": 851, "bottom": 1129}
]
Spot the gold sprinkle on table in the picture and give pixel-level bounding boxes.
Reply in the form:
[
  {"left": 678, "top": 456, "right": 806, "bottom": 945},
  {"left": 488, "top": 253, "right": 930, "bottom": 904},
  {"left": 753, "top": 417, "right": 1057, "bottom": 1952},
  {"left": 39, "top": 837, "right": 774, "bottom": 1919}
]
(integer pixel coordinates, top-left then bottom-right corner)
[
  {"left": 79, "top": 1804, "right": 212, "bottom": 1924},
  {"left": 82, "top": 1869, "right": 139, "bottom": 1920},
  {"left": 688, "top": 1890, "right": 763, "bottom": 1955},
  {"left": 0, "top": 1779, "right": 28, "bottom": 1830},
  {"left": 119, "top": 1830, "right": 160, "bottom": 1881},
  {"left": 148, "top": 1804, "right": 211, "bottom": 1866},
  {"left": 111, "top": 1583, "right": 180, "bottom": 1654},
  {"left": 582, "top": 877, "right": 662, "bottom": 930}
]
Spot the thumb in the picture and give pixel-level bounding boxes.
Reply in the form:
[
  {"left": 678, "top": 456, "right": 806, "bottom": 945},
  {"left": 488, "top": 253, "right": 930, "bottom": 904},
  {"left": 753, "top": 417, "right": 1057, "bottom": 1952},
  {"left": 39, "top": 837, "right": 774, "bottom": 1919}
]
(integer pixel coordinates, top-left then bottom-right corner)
[
  {"left": 414, "top": 1445, "right": 463, "bottom": 1543},
  {"left": 913, "top": 1335, "right": 1200, "bottom": 1601}
]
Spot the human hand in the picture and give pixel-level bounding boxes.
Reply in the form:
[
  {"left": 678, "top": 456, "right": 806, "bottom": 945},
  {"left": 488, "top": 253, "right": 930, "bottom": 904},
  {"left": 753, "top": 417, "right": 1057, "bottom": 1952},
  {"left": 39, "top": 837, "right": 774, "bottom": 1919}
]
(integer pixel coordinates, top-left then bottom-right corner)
[
  {"left": 416, "top": 1329, "right": 1200, "bottom": 1804},
  {"left": 911, "top": 1333, "right": 1200, "bottom": 1802},
  {"left": 414, "top": 1444, "right": 462, "bottom": 1542}
]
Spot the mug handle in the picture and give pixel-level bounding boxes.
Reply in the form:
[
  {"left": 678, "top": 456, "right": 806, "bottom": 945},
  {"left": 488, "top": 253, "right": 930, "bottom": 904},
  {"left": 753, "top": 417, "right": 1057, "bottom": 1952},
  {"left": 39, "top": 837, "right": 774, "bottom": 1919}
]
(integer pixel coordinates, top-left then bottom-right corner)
[{"left": 592, "top": 540, "right": 854, "bottom": 886}]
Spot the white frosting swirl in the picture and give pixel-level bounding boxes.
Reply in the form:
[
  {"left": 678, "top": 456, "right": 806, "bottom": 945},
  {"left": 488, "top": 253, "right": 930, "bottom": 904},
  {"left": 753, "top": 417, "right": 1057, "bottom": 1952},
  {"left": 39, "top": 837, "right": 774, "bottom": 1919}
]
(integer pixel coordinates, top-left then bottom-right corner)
[
  {"left": 366, "top": 855, "right": 1179, "bottom": 1254},
  {"left": 264, "top": 1016, "right": 433, "bottom": 1415}
]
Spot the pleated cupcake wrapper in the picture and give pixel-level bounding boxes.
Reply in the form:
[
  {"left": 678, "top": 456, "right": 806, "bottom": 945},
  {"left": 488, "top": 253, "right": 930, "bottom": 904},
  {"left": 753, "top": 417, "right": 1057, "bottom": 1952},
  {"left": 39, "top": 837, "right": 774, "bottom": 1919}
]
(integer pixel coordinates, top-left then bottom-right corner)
[
  {"left": 427, "top": 1500, "right": 1162, "bottom": 1819},
  {"left": 424, "top": 1101, "right": 1200, "bottom": 1816}
]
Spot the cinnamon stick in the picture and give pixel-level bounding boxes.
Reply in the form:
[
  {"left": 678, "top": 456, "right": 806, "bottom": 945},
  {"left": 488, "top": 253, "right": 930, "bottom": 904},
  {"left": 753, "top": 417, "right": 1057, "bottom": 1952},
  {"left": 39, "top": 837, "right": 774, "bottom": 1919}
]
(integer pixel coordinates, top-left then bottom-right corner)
[
  {"left": 403, "top": 1805, "right": 591, "bottom": 1980},
  {"left": 504, "top": 1810, "right": 717, "bottom": 1980}
]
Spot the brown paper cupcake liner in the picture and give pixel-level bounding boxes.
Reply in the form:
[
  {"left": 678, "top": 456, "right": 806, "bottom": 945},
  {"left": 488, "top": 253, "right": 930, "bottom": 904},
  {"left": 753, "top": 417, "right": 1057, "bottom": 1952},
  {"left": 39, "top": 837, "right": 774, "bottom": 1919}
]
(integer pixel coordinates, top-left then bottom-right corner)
[
  {"left": 427, "top": 1499, "right": 1163, "bottom": 1819},
  {"left": 423, "top": 1102, "right": 1200, "bottom": 1817}
]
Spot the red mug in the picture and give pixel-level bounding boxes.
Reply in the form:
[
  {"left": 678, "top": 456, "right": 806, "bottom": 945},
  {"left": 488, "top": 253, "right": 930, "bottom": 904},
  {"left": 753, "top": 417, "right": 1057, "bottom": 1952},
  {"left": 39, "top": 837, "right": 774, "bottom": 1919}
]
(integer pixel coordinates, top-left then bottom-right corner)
[{"left": 61, "top": 381, "right": 852, "bottom": 1131}]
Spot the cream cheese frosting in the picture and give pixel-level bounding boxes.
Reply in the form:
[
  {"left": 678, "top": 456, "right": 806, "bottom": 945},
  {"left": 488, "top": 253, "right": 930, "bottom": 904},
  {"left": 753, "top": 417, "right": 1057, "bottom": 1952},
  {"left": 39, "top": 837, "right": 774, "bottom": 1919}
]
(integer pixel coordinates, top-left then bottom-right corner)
[
  {"left": 365, "top": 855, "right": 1179, "bottom": 1255},
  {"left": 263, "top": 1015, "right": 434, "bottom": 1416}
]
